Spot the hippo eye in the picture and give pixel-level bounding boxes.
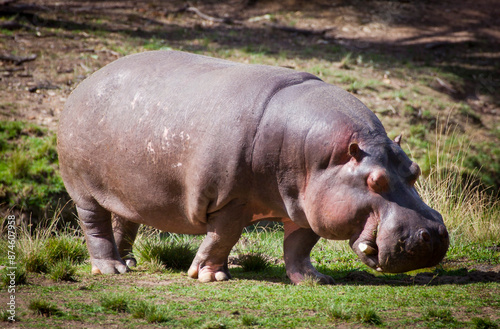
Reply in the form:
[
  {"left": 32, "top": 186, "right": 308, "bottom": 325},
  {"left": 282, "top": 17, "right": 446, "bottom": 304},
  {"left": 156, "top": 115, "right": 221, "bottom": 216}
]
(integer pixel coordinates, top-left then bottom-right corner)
[{"left": 368, "top": 170, "right": 389, "bottom": 193}]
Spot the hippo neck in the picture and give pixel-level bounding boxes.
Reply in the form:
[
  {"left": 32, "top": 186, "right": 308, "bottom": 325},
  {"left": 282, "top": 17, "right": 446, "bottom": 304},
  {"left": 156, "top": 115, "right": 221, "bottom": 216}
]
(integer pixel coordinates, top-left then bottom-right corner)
[{"left": 251, "top": 80, "right": 388, "bottom": 227}]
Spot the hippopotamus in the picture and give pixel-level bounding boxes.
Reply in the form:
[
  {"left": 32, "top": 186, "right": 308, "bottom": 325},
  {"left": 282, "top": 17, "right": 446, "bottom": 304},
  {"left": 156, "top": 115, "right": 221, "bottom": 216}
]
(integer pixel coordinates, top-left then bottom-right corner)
[{"left": 57, "top": 50, "right": 449, "bottom": 284}]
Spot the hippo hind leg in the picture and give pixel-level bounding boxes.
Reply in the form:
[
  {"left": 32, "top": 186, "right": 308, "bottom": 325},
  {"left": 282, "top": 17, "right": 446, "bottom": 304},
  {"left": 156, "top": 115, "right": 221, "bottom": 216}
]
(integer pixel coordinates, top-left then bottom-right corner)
[
  {"left": 112, "top": 214, "right": 140, "bottom": 268},
  {"left": 283, "top": 219, "right": 335, "bottom": 285},
  {"left": 76, "top": 203, "right": 128, "bottom": 274},
  {"left": 188, "top": 201, "right": 247, "bottom": 283}
]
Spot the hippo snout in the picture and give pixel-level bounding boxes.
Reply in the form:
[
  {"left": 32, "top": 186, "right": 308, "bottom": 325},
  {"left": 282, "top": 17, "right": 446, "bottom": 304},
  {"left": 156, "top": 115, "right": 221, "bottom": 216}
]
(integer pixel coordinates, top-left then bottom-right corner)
[{"left": 376, "top": 222, "right": 449, "bottom": 273}]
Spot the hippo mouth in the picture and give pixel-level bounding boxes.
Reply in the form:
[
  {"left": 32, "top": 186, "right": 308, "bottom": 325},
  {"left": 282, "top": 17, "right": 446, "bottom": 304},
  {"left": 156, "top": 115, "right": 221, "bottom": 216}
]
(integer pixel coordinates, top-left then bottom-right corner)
[
  {"left": 353, "top": 238, "right": 384, "bottom": 272},
  {"left": 350, "top": 222, "right": 384, "bottom": 272},
  {"left": 352, "top": 223, "right": 450, "bottom": 274}
]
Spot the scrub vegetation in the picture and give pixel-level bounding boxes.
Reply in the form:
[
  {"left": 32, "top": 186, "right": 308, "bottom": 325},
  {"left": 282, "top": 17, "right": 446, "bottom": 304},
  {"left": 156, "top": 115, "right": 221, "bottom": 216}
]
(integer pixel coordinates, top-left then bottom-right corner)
[{"left": 0, "top": 0, "right": 499, "bottom": 328}]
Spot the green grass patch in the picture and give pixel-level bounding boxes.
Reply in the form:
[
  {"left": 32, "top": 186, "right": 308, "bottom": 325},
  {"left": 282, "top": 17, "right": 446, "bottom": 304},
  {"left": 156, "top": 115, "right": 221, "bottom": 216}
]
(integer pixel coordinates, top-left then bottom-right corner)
[
  {"left": 0, "top": 120, "right": 70, "bottom": 221},
  {"left": 327, "top": 303, "right": 352, "bottom": 321},
  {"left": 29, "top": 299, "right": 64, "bottom": 317},
  {"left": 237, "top": 252, "right": 271, "bottom": 272},
  {"left": 1, "top": 266, "right": 27, "bottom": 287},
  {"left": 423, "top": 308, "right": 458, "bottom": 328},
  {"left": 48, "top": 259, "right": 77, "bottom": 282},
  {"left": 131, "top": 301, "right": 171, "bottom": 323},
  {"left": 241, "top": 314, "right": 259, "bottom": 326},
  {"left": 13, "top": 214, "right": 87, "bottom": 279},
  {"left": 472, "top": 317, "right": 499, "bottom": 329},
  {"left": 356, "top": 308, "right": 383, "bottom": 325},
  {"left": 134, "top": 230, "right": 198, "bottom": 271},
  {"left": 100, "top": 293, "right": 131, "bottom": 313}
]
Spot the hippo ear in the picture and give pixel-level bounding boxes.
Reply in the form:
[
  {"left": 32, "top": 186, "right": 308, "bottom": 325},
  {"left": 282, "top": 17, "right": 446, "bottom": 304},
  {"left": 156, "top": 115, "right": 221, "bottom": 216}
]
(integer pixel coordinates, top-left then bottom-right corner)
[
  {"left": 348, "top": 142, "right": 361, "bottom": 161},
  {"left": 394, "top": 134, "right": 402, "bottom": 146}
]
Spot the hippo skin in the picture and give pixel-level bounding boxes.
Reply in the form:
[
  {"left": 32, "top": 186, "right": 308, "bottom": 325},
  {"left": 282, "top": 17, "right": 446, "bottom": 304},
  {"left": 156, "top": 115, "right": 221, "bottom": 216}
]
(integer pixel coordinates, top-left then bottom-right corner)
[{"left": 57, "top": 50, "right": 449, "bottom": 284}]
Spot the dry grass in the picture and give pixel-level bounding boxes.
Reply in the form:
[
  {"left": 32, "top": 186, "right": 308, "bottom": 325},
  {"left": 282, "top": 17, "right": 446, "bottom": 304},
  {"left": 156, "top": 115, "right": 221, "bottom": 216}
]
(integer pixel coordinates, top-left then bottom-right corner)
[{"left": 415, "top": 123, "right": 500, "bottom": 244}]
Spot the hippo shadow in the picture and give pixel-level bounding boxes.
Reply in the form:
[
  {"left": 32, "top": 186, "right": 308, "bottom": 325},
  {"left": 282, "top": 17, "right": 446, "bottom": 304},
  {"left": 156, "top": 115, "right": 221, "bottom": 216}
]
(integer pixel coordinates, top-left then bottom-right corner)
[
  {"left": 316, "top": 266, "right": 500, "bottom": 286},
  {"left": 229, "top": 266, "right": 500, "bottom": 286}
]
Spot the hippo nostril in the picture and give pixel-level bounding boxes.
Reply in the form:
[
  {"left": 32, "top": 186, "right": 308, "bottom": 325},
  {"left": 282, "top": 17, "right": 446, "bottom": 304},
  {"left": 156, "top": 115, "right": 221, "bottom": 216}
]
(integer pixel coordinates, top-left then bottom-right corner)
[
  {"left": 438, "top": 225, "right": 449, "bottom": 241},
  {"left": 418, "top": 229, "right": 431, "bottom": 242}
]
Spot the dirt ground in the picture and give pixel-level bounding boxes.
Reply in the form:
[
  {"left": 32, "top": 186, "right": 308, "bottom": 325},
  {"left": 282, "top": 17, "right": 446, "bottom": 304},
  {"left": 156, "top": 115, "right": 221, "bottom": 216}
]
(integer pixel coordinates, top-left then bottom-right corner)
[{"left": 1, "top": 0, "right": 499, "bottom": 131}]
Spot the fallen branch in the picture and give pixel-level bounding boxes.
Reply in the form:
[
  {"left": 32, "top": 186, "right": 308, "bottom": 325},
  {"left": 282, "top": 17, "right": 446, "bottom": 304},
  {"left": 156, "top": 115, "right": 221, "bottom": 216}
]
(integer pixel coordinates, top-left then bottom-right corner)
[
  {"left": 434, "top": 77, "right": 456, "bottom": 94},
  {"left": 28, "top": 82, "right": 59, "bottom": 93},
  {"left": 184, "top": 6, "right": 241, "bottom": 24},
  {"left": 0, "top": 20, "right": 28, "bottom": 30},
  {"left": 0, "top": 53, "right": 37, "bottom": 65}
]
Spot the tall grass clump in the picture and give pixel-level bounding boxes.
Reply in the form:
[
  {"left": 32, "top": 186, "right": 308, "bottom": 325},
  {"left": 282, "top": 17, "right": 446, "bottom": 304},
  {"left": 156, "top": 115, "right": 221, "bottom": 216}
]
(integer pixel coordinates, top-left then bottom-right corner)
[
  {"left": 29, "top": 299, "right": 64, "bottom": 317},
  {"left": 413, "top": 123, "right": 500, "bottom": 245},
  {"left": 131, "top": 301, "right": 171, "bottom": 324},
  {"left": 237, "top": 252, "right": 271, "bottom": 272},
  {"left": 133, "top": 228, "right": 198, "bottom": 271},
  {"left": 327, "top": 303, "right": 352, "bottom": 321},
  {"left": 1, "top": 266, "right": 27, "bottom": 287},
  {"left": 233, "top": 225, "right": 283, "bottom": 272},
  {"left": 100, "top": 294, "right": 131, "bottom": 313},
  {"left": 234, "top": 224, "right": 283, "bottom": 260},
  {"left": 16, "top": 210, "right": 87, "bottom": 279}
]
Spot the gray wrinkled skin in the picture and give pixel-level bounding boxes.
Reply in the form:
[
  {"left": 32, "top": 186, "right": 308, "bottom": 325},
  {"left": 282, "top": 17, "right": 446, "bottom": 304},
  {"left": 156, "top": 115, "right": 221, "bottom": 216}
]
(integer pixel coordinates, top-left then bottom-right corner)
[{"left": 57, "top": 51, "right": 449, "bottom": 284}]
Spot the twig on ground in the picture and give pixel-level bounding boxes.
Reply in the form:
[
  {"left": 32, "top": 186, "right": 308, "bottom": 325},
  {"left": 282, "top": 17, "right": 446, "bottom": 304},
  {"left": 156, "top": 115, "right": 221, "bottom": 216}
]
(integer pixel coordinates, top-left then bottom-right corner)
[
  {"left": 185, "top": 6, "right": 239, "bottom": 24},
  {"left": 0, "top": 20, "right": 28, "bottom": 30},
  {"left": 0, "top": 53, "right": 37, "bottom": 65}
]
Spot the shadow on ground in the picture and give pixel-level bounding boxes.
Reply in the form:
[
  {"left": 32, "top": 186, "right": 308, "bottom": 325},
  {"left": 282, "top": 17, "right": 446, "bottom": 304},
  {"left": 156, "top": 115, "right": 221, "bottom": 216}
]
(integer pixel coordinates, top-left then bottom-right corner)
[{"left": 231, "top": 266, "right": 500, "bottom": 286}]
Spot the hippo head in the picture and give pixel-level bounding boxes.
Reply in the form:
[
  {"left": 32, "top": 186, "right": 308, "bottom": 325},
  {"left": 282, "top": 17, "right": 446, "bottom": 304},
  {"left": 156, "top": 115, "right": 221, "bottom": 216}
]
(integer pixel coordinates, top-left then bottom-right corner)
[{"left": 301, "top": 134, "right": 449, "bottom": 273}]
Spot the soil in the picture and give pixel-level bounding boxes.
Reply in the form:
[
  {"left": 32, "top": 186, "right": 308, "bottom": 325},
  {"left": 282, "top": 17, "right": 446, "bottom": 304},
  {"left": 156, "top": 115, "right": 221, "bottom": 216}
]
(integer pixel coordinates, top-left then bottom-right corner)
[{"left": 1, "top": 0, "right": 499, "bottom": 131}]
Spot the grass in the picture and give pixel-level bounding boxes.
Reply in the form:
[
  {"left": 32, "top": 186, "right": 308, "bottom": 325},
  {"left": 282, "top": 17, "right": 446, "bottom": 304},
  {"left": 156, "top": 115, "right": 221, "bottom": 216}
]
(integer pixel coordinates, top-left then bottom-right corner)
[
  {"left": 1, "top": 266, "right": 27, "bottom": 287},
  {"left": 133, "top": 230, "right": 198, "bottom": 271},
  {"left": 1, "top": 212, "right": 498, "bottom": 327},
  {"left": 423, "top": 308, "right": 457, "bottom": 328},
  {"left": 236, "top": 252, "right": 271, "bottom": 272},
  {"left": 28, "top": 299, "right": 64, "bottom": 317},
  {"left": 327, "top": 303, "right": 352, "bottom": 321},
  {"left": 100, "top": 294, "right": 130, "bottom": 313},
  {"left": 48, "top": 259, "right": 77, "bottom": 282},
  {"left": 356, "top": 308, "right": 383, "bottom": 326},
  {"left": 472, "top": 317, "right": 499, "bottom": 329},
  {"left": 0, "top": 121, "right": 69, "bottom": 222},
  {"left": 131, "top": 301, "right": 171, "bottom": 323},
  {"left": 10, "top": 211, "right": 87, "bottom": 279},
  {"left": 9, "top": 272, "right": 498, "bottom": 327},
  {"left": 415, "top": 124, "right": 500, "bottom": 246},
  {"left": 241, "top": 314, "right": 259, "bottom": 326}
]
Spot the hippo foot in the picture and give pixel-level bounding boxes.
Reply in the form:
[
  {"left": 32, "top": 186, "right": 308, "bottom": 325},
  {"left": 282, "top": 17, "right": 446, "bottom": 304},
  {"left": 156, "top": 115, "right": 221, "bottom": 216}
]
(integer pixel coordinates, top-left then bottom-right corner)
[
  {"left": 187, "top": 263, "right": 232, "bottom": 283},
  {"left": 287, "top": 267, "right": 335, "bottom": 285},
  {"left": 124, "top": 257, "right": 137, "bottom": 268},
  {"left": 91, "top": 259, "right": 128, "bottom": 274}
]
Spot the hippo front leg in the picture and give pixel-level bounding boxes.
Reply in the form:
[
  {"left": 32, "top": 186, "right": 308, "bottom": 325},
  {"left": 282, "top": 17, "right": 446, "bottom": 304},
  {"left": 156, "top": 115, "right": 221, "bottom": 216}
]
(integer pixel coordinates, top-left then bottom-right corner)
[
  {"left": 77, "top": 205, "right": 128, "bottom": 274},
  {"left": 112, "top": 214, "right": 140, "bottom": 267},
  {"left": 188, "top": 202, "right": 246, "bottom": 283},
  {"left": 283, "top": 219, "right": 335, "bottom": 285}
]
